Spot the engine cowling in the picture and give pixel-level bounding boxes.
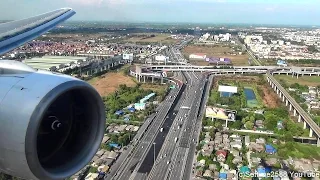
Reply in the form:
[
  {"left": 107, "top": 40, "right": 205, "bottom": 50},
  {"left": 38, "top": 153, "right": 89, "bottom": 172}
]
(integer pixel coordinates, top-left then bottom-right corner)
[{"left": 0, "top": 61, "right": 105, "bottom": 180}]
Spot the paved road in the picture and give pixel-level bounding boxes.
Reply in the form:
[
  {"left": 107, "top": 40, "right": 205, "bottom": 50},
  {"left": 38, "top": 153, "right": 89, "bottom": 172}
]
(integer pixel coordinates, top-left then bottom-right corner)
[
  {"left": 133, "top": 85, "right": 187, "bottom": 180},
  {"left": 106, "top": 88, "right": 180, "bottom": 180},
  {"left": 167, "top": 72, "right": 206, "bottom": 180},
  {"left": 183, "top": 74, "right": 213, "bottom": 180},
  {"left": 147, "top": 71, "right": 204, "bottom": 180}
]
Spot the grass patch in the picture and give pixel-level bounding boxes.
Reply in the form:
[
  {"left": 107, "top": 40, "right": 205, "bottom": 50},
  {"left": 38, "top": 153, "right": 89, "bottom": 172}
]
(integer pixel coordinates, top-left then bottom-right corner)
[
  {"left": 247, "top": 99, "right": 259, "bottom": 108},
  {"left": 122, "top": 33, "right": 177, "bottom": 44},
  {"left": 274, "top": 74, "right": 320, "bottom": 86},
  {"left": 140, "top": 83, "right": 168, "bottom": 93},
  {"left": 274, "top": 142, "right": 320, "bottom": 159}
]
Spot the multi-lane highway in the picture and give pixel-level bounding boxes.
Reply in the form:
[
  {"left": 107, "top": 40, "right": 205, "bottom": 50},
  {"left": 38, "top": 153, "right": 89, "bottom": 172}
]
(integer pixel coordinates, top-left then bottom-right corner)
[
  {"left": 132, "top": 80, "right": 187, "bottom": 180},
  {"left": 184, "top": 74, "right": 214, "bottom": 180},
  {"left": 109, "top": 81, "right": 183, "bottom": 180},
  {"left": 166, "top": 72, "right": 207, "bottom": 180},
  {"left": 147, "top": 71, "right": 205, "bottom": 180}
]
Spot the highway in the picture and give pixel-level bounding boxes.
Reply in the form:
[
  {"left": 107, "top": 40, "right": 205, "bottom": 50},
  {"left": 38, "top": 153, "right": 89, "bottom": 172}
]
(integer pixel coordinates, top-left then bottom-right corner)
[
  {"left": 166, "top": 72, "right": 207, "bottom": 180},
  {"left": 183, "top": 74, "right": 213, "bottom": 180},
  {"left": 110, "top": 80, "right": 185, "bottom": 180},
  {"left": 147, "top": 71, "right": 204, "bottom": 180},
  {"left": 132, "top": 81, "right": 187, "bottom": 180},
  {"left": 107, "top": 87, "right": 181, "bottom": 180}
]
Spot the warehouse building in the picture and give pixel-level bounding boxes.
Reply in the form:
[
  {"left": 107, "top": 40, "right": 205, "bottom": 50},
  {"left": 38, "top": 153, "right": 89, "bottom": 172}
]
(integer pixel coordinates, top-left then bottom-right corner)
[{"left": 189, "top": 53, "right": 207, "bottom": 60}]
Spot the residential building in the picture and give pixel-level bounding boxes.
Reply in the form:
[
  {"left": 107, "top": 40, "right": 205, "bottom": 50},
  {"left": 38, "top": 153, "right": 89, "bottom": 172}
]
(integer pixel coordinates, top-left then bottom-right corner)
[{"left": 216, "top": 150, "right": 227, "bottom": 162}]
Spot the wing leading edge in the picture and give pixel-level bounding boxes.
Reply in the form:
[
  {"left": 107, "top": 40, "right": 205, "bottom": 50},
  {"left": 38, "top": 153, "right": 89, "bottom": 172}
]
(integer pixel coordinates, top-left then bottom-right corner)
[{"left": 0, "top": 8, "right": 76, "bottom": 55}]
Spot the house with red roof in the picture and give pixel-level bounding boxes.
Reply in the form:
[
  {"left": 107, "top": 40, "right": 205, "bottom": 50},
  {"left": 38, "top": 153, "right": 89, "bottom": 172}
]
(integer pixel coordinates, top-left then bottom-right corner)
[{"left": 216, "top": 150, "right": 227, "bottom": 162}]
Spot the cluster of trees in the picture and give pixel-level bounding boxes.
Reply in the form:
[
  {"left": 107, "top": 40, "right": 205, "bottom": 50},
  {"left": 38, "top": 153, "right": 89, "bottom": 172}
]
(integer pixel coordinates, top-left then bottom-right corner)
[
  {"left": 289, "top": 59, "right": 320, "bottom": 65},
  {"left": 196, "top": 152, "right": 221, "bottom": 171},
  {"left": 265, "top": 108, "right": 305, "bottom": 137},
  {"left": 104, "top": 84, "right": 154, "bottom": 118},
  {"left": 208, "top": 82, "right": 247, "bottom": 110},
  {"left": 101, "top": 132, "right": 134, "bottom": 151},
  {"left": 202, "top": 118, "right": 223, "bottom": 130},
  {"left": 239, "top": 112, "right": 264, "bottom": 130},
  {"left": 279, "top": 81, "right": 308, "bottom": 104},
  {"left": 290, "top": 83, "right": 309, "bottom": 92}
]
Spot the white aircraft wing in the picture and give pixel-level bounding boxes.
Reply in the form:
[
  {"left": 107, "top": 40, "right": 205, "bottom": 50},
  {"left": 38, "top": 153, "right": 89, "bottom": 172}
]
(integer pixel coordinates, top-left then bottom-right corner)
[{"left": 0, "top": 8, "right": 75, "bottom": 55}]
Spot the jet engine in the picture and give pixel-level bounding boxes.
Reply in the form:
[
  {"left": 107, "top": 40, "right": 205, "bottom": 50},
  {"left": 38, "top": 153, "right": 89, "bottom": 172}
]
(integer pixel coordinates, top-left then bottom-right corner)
[{"left": 0, "top": 60, "right": 105, "bottom": 180}]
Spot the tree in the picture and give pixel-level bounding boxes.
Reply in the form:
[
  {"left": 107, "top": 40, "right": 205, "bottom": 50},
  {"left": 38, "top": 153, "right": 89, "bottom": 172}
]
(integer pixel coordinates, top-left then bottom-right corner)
[
  {"left": 264, "top": 114, "right": 278, "bottom": 130},
  {"left": 245, "top": 121, "right": 254, "bottom": 130},
  {"left": 225, "top": 153, "right": 236, "bottom": 169},
  {"left": 230, "top": 120, "right": 243, "bottom": 129},
  {"left": 89, "top": 166, "right": 98, "bottom": 173},
  {"left": 214, "top": 121, "right": 223, "bottom": 130},
  {"left": 110, "top": 134, "right": 118, "bottom": 143},
  {"left": 283, "top": 132, "right": 294, "bottom": 142}
]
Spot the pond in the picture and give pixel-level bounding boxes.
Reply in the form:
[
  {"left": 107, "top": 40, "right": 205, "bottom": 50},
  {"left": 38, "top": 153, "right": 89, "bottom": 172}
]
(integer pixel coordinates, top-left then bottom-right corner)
[
  {"left": 244, "top": 88, "right": 259, "bottom": 108},
  {"left": 244, "top": 88, "right": 257, "bottom": 100}
]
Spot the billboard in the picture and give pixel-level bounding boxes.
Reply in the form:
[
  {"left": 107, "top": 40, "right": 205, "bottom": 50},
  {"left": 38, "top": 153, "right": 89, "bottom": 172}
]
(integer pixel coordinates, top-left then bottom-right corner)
[
  {"left": 205, "top": 106, "right": 236, "bottom": 121},
  {"left": 123, "top": 53, "right": 133, "bottom": 60}
]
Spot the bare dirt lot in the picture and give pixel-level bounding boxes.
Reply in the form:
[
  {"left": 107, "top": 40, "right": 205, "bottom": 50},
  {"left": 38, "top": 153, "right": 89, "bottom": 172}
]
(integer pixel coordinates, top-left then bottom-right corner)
[
  {"left": 89, "top": 72, "right": 137, "bottom": 96},
  {"left": 182, "top": 45, "right": 249, "bottom": 66},
  {"left": 259, "top": 85, "right": 281, "bottom": 108}
]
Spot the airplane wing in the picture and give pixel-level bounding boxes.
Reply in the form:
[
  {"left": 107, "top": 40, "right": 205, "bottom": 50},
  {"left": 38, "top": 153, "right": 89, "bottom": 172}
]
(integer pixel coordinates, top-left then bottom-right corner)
[
  {"left": 0, "top": 9, "right": 105, "bottom": 180},
  {"left": 0, "top": 8, "right": 75, "bottom": 55}
]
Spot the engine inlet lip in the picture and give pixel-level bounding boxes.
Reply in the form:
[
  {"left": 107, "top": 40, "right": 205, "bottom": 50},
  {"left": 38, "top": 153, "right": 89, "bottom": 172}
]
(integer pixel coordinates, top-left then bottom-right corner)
[{"left": 25, "top": 80, "right": 105, "bottom": 180}]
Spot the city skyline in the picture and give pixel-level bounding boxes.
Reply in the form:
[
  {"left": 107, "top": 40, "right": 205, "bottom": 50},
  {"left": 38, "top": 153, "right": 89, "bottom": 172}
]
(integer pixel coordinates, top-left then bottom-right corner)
[{"left": 1, "top": 0, "right": 320, "bottom": 25}]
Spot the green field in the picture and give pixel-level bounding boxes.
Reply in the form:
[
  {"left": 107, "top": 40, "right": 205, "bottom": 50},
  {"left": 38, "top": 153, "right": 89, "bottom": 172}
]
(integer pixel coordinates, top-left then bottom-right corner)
[{"left": 274, "top": 74, "right": 320, "bottom": 86}]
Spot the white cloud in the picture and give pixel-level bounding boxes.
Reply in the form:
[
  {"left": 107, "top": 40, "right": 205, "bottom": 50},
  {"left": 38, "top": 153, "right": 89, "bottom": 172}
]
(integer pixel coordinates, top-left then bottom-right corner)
[{"left": 265, "top": 6, "right": 278, "bottom": 11}]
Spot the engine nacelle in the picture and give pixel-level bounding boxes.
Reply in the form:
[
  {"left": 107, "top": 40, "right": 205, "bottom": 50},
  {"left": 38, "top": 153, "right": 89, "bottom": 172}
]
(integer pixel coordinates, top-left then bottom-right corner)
[{"left": 0, "top": 61, "right": 105, "bottom": 180}]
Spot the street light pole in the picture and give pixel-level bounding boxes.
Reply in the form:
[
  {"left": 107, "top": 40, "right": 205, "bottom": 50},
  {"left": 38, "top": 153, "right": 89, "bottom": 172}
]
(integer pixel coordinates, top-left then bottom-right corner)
[{"left": 153, "top": 142, "right": 156, "bottom": 164}]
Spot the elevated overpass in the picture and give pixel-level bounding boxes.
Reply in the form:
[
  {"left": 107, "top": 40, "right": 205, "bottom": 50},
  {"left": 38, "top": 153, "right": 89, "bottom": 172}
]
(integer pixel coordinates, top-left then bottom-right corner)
[
  {"left": 148, "top": 65, "right": 320, "bottom": 76},
  {"left": 130, "top": 65, "right": 320, "bottom": 146},
  {"left": 138, "top": 65, "right": 320, "bottom": 77},
  {"left": 267, "top": 72, "right": 320, "bottom": 145}
]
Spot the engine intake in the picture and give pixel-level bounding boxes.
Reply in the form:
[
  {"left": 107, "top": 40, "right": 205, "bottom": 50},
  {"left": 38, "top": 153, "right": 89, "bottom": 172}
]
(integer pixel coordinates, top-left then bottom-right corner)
[{"left": 0, "top": 65, "right": 105, "bottom": 180}]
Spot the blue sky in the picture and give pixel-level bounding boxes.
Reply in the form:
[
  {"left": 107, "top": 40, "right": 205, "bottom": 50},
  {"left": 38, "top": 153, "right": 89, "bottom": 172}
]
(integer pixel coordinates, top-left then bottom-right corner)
[{"left": 1, "top": 0, "right": 320, "bottom": 25}]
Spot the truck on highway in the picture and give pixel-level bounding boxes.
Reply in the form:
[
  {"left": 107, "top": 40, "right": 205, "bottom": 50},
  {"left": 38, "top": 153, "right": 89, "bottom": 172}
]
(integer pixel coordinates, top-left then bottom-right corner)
[
  {"left": 174, "top": 137, "right": 178, "bottom": 142},
  {"left": 181, "top": 106, "right": 190, "bottom": 109},
  {"left": 160, "top": 128, "right": 164, "bottom": 132}
]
